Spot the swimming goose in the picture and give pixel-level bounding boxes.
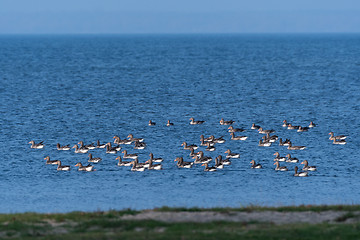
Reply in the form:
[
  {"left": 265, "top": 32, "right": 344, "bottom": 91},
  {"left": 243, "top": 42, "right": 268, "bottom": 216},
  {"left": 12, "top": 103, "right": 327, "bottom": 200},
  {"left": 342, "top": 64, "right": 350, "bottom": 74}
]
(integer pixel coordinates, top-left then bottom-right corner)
[
  {"left": 189, "top": 118, "right": 205, "bottom": 125},
  {"left": 220, "top": 118, "right": 235, "bottom": 125},
  {"left": 132, "top": 158, "right": 149, "bottom": 168},
  {"left": 250, "top": 160, "right": 262, "bottom": 169},
  {"left": 251, "top": 123, "right": 261, "bottom": 130},
  {"left": 309, "top": 121, "right": 316, "bottom": 128},
  {"left": 189, "top": 148, "right": 201, "bottom": 157},
  {"left": 294, "top": 166, "right": 308, "bottom": 177},
  {"left": 279, "top": 138, "right": 291, "bottom": 146},
  {"left": 78, "top": 141, "right": 96, "bottom": 150},
  {"left": 44, "top": 156, "right": 58, "bottom": 165},
  {"left": 258, "top": 140, "right": 271, "bottom": 147},
  {"left": 200, "top": 135, "right": 214, "bottom": 146},
  {"left": 285, "top": 154, "right": 299, "bottom": 163},
  {"left": 230, "top": 132, "right": 248, "bottom": 141},
  {"left": 332, "top": 139, "right": 347, "bottom": 145},
  {"left": 329, "top": 132, "right": 347, "bottom": 140},
  {"left": 56, "top": 161, "right": 70, "bottom": 171},
  {"left": 72, "top": 145, "right": 89, "bottom": 153},
  {"left": 149, "top": 153, "right": 163, "bottom": 163},
  {"left": 228, "top": 126, "right": 245, "bottom": 133},
  {"left": 214, "top": 156, "right": 224, "bottom": 169},
  {"left": 174, "top": 157, "right": 193, "bottom": 168},
  {"left": 209, "top": 135, "right": 226, "bottom": 144},
  {"left": 105, "top": 144, "right": 117, "bottom": 154},
  {"left": 148, "top": 120, "right": 156, "bottom": 126},
  {"left": 96, "top": 140, "right": 106, "bottom": 148},
  {"left": 29, "top": 141, "right": 44, "bottom": 149},
  {"left": 146, "top": 159, "right": 162, "bottom": 170},
  {"left": 56, "top": 143, "right": 70, "bottom": 151},
  {"left": 130, "top": 160, "right": 146, "bottom": 172},
  {"left": 265, "top": 133, "right": 278, "bottom": 142},
  {"left": 287, "top": 143, "right": 306, "bottom": 150},
  {"left": 301, "top": 160, "right": 317, "bottom": 171},
  {"left": 200, "top": 135, "right": 213, "bottom": 142},
  {"left": 193, "top": 151, "right": 212, "bottom": 164},
  {"left": 297, "top": 126, "right": 309, "bottom": 132},
  {"left": 113, "top": 136, "right": 132, "bottom": 145},
  {"left": 216, "top": 155, "right": 231, "bottom": 166},
  {"left": 224, "top": 149, "right": 240, "bottom": 158},
  {"left": 287, "top": 124, "right": 300, "bottom": 130},
  {"left": 88, "top": 153, "right": 102, "bottom": 163},
  {"left": 134, "top": 140, "right": 146, "bottom": 149},
  {"left": 258, "top": 127, "right": 275, "bottom": 134},
  {"left": 106, "top": 142, "right": 121, "bottom": 151},
  {"left": 127, "top": 134, "right": 144, "bottom": 143},
  {"left": 274, "top": 161, "right": 288, "bottom": 171},
  {"left": 122, "top": 150, "right": 138, "bottom": 159},
  {"left": 75, "top": 162, "right": 95, "bottom": 172},
  {"left": 205, "top": 142, "right": 216, "bottom": 151},
  {"left": 273, "top": 152, "right": 286, "bottom": 161},
  {"left": 116, "top": 156, "right": 132, "bottom": 166},
  {"left": 201, "top": 163, "right": 217, "bottom": 172},
  {"left": 282, "top": 120, "right": 289, "bottom": 127},
  {"left": 166, "top": 120, "right": 174, "bottom": 126},
  {"left": 181, "top": 142, "right": 198, "bottom": 150}
]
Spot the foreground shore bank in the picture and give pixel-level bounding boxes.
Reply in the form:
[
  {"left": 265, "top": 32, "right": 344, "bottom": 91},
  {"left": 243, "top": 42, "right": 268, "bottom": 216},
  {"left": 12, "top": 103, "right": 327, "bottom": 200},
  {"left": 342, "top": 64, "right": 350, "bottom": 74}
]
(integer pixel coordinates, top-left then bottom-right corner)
[{"left": 1, "top": 205, "right": 360, "bottom": 239}]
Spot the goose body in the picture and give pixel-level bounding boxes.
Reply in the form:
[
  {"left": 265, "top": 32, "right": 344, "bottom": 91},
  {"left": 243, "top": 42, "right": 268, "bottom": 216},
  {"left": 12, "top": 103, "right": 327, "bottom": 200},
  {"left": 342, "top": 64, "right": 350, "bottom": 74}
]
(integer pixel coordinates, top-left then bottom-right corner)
[
  {"left": 29, "top": 141, "right": 44, "bottom": 149},
  {"left": 309, "top": 121, "right": 316, "bottom": 128},
  {"left": 205, "top": 142, "right": 216, "bottom": 151},
  {"left": 105, "top": 144, "right": 117, "bottom": 154},
  {"left": 146, "top": 159, "right": 162, "bottom": 170},
  {"left": 189, "top": 118, "right": 205, "bottom": 125},
  {"left": 57, "top": 143, "right": 70, "bottom": 151},
  {"left": 273, "top": 152, "right": 286, "bottom": 162},
  {"left": 258, "top": 140, "right": 271, "bottom": 147},
  {"left": 148, "top": 120, "right": 156, "bottom": 126},
  {"left": 287, "top": 143, "right": 306, "bottom": 150},
  {"left": 201, "top": 163, "right": 217, "bottom": 172},
  {"left": 44, "top": 156, "right": 58, "bottom": 165},
  {"left": 149, "top": 153, "right": 163, "bottom": 163},
  {"left": 282, "top": 120, "right": 289, "bottom": 127},
  {"left": 134, "top": 140, "right": 146, "bottom": 149},
  {"left": 122, "top": 150, "right": 138, "bottom": 159},
  {"left": 96, "top": 140, "right": 106, "bottom": 148},
  {"left": 230, "top": 132, "right": 248, "bottom": 141},
  {"left": 75, "top": 162, "right": 95, "bottom": 172},
  {"left": 216, "top": 155, "right": 231, "bottom": 166},
  {"left": 174, "top": 157, "right": 193, "bottom": 168},
  {"left": 181, "top": 142, "right": 198, "bottom": 150},
  {"left": 297, "top": 126, "right": 309, "bottom": 132},
  {"left": 166, "top": 120, "right": 174, "bottom": 126},
  {"left": 116, "top": 156, "right": 132, "bottom": 166},
  {"left": 193, "top": 151, "right": 212, "bottom": 164},
  {"left": 332, "top": 139, "right": 347, "bottom": 145},
  {"left": 220, "top": 118, "right": 235, "bottom": 125},
  {"left": 72, "top": 145, "right": 89, "bottom": 153},
  {"left": 113, "top": 136, "right": 132, "bottom": 145},
  {"left": 251, "top": 123, "right": 261, "bottom": 130},
  {"left": 127, "top": 134, "right": 144, "bottom": 143},
  {"left": 274, "top": 161, "right": 288, "bottom": 171},
  {"left": 294, "top": 166, "right": 308, "bottom": 177},
  {"left": 130, "top": 160, "right": 146, "bottom": 172},
  {"left": 250, "top": 160, "right": 262, "bottom": 169},
  {"left": 56, "top": 161, "right": 70, "bottom": 171},
  {"left": 228, "top": 126, "right": 245, "bottom": 133},
  {"left": 258, "top": 127, "right": 275, "bottom": 134},
  {"left": 78, "top": 141, "right": 96, "bottom": 150},
  {"left": 287, "top": 124, "right": 300, "bottom": 130},
  {"left": 279, "top": 138, "right": 291, "bottom": 146},
  {"left": 301, "top": 160, "right": 317, "bottom": 171},
  {"left": 88, "top": 153, "right": 102, "bottom": 163},
  {"left": 285, "top": 154, "right": 299, "bottom": 163},
  {"left": 224, "top": 149, "right": 240, "bottom": 158}
]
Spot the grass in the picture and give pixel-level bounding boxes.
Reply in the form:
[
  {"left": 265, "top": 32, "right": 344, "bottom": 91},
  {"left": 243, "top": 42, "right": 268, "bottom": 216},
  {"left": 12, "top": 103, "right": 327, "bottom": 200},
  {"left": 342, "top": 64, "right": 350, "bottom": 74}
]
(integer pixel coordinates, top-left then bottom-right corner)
[{"left": 0, "top": 205, "right": 359, "bottom": 239}]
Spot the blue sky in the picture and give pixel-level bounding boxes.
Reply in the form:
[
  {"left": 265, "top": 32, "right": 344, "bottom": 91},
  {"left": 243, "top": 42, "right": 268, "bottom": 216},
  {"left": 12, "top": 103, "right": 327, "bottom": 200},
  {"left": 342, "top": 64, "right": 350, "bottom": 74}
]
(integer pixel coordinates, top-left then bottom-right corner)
[{"left": 0, "top": 0, "right": 359, "bottom": 33}]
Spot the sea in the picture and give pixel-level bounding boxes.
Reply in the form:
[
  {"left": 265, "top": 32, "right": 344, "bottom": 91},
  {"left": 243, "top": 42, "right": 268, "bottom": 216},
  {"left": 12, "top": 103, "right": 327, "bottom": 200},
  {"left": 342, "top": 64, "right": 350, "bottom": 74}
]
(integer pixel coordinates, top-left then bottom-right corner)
[{"left": 0, "top": 34, "right": 359, "bottom": 213}]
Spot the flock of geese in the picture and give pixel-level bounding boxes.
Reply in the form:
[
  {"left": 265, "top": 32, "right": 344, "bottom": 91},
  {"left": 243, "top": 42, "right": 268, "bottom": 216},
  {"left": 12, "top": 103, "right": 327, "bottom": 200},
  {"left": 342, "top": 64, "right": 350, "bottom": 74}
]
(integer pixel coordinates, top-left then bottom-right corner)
[{"left": 29, "top": 118, "right": 347, "bottom": 176}]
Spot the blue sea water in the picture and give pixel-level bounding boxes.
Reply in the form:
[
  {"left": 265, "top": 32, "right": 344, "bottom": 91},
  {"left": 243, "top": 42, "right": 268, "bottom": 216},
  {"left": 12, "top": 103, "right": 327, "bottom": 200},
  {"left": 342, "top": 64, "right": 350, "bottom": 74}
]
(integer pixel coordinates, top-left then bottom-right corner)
[{"left": 0, "top": 34, "right": 359, "bottom": 213}]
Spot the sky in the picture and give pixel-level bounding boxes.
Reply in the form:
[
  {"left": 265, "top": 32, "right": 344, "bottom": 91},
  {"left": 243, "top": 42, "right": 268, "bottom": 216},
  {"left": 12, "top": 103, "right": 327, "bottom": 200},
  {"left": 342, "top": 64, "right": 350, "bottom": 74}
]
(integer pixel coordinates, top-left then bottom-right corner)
[{"left": 0, "top": 0, "right": 359, "bottom": 34}]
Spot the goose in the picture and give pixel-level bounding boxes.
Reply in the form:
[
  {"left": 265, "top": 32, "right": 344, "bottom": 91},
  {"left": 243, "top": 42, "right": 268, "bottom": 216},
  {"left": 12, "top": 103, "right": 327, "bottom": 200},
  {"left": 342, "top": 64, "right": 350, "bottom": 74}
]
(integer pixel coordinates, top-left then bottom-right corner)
[
  {"left": 56, "top": 143, "right": 70, "bottom": 151},
  {"left": 146, "top": 159, "right": 162, "bottom": 170},
  {"left": 174, "top": 157, "right": 193, "bottom": 168},
  {"left": 148, "top": 120, "right": 156, "bottom": 126},
  {"left": 105, "top": 143, "right": 118, "bottom": 154},
  {"left": 220, "top": 118, "right": 235, "bottom": 125},
  {"left": 75, "top": 162, "right": 95, "bottom": 172},
  {"left": 56, "top": 161, "right": 70, "bottom": 171},
  {"left": 294, "top": 166, "right": 308, "bottom": 177},
  {"left": 214, "top": 156, "right": 224, "bottom": 169},
  {"left": 189, "top": 118, "right": 205, "bottom": 125},
  {"left": 332, "top": 139, "right": 347, "bottom": 145},
  {"left": 274, "top": 161, "right": 288, "bottom": 171},
  {"left": 279, "top": 138, "right": 291, "bottom": 146},
  {"left": 166, "top": 120, "right": 174, "bottom": 126},
  {"left": 224, "top": 149, "right": 240, "bottom": 158},
  {"left": 88, "top": 153, "right": 102, "bottom": 163},
  {"left": 132, "top": 158, "right": 149, "bottom": 168},
  {"left": 44, "top": 156, "right": 58, "bottom": 165},
  {"left": 250, "top": 160, "right": 262, "bottom": 169},
  {"left": 96, "top": 140, "right": 106, "bottom": 148},
  {"left": 72, "top": 145, "right": 88, "bottom": 153},
  {"left": 287, "top": 143, "right": 306, "bottom": 150},
  {"left": 134, "top": 140, "right": 146, "bottom": 149},
  {"left": 282, "top": 120, "right": 289, "bottom": 127},
  {"left": 287, "top": 124, "right": 300, "bottom": 130},
  {"left": 329, "top": 132, "right": 347, "bottom": 140},
  {"left": 130, "top": 160, "right": 146, "bottom": 172},
  {"left": 301, "top": 160, "right": 317, "bottom": 171},
  {"left": 29, "top": 141, "right": 44, "bottom": 149},
  {"left": 201, "top": 163, "right": 217, "bottom": 172},
  {"left": 200, "top": 136, "right": 214, "bottom": 146},
  {"left": 193, "top": 151, "right": 212, "bottom": 164},
  {"left": 127, "top": 134, "right": 144, "bottom": 143},
  {"left": 258, "top": 140, "right": 271, "bottom": 147},
  {"left": 258, "top": 127, "right": 275, "bottom": 134},
  {"left": 285, "top": 154, "right": 299, "bottom": 163},
  {"left": 116, "top": 156, "right": 132, "bottom": 166},
  {"left": 181, "top": 142, "right": 198, "bottom": 150},
  {"left": 78, "top": 141, "right": 95, "bottom": 150},
  {"left": 265, "top": 133, "right": 278, "bottom": 142},
  {"left": 273, "top": 152, "right": 286, "bottom": 161},
  {"left": 122, "top": 150, "right": 138, "bottom": 159},
  {"left": 216, "top": 155, "right": 231, "bottom": 166},
  {"left": 106, "top": 142, "right": 121, "bottom": 151},
  {"left": 113, "top": 136, "right": 132, "bottom": 145},
  {"left": 251, "top": 123, "right": 261, "bottom": 130},
  {"left": 189, "top": 148, "right": 201, "bottom": 157},
  {"left": 205, "top": 142, "right": 216, "bottom": 151},
  {"left": 200, "top": 135, "right": 213, "bottom": 142},
  {"left": 309, "top": 121, "right": 316, "bottom": 128},
  {"left": 209, "top": 135, "right": 226, "bottom": 144},
  {"left": 230, "top": 132, "right": 248, "bottom": 141},
  {"left": 149, "top": 153, "right": 163, "bottom": 163},
  {"left": 228, "top": 126, "right": 245, "bottom": 133},
  {"left": 297, "top": 126, "right": 309, "bottom": 132}
]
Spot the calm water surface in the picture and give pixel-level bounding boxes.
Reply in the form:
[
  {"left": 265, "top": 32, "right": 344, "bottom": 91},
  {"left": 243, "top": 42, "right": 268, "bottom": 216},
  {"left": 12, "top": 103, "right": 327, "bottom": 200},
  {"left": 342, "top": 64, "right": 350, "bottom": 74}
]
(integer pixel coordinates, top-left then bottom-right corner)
[{"left": 0, "top": 34, "right": 359, "bottom": 213}]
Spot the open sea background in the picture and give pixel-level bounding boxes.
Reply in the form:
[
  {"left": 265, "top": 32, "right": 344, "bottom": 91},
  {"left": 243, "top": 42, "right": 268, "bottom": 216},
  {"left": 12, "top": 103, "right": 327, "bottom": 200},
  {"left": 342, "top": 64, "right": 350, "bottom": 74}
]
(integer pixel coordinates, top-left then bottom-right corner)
[{"left": 0, "top": 34, "right": 359, "bottom": 213}]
